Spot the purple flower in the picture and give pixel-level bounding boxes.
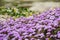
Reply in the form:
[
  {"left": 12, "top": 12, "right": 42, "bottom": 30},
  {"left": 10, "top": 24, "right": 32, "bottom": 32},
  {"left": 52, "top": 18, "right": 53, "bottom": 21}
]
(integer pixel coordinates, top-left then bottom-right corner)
[
  {"left": 49, "top": 16, "right": 55, "bottom": 20},
  {"left": 57, "top": 31, "right": 60, "bottom": 38},
  {"left": 45, "top": 38, "right": 49, "bottom": 40},
  {"left": 44, "top": 26, "right": 52, "bottom": 30}
]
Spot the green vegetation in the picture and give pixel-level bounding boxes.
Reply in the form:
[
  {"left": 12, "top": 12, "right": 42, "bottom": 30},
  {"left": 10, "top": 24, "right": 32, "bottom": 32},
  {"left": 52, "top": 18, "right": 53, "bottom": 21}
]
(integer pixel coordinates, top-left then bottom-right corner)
[{"left": 0, "top": 7, "right": 35, "bottom": 18}]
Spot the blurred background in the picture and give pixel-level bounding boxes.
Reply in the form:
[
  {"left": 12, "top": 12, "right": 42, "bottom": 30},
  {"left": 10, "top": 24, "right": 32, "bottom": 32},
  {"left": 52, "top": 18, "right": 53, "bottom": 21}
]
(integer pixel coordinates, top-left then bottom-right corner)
[
  {"left": 0, "top": 0, "right": 60, "bottom": 21},
  {"left": 0, "top": 0, "right": 60, "bottom": 11}
]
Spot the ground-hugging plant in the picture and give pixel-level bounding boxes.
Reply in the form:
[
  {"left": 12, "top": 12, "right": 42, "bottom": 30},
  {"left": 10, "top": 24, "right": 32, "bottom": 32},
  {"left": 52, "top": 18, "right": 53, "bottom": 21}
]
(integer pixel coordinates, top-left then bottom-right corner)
[{"left": 0, "top": 8, "right": 60, "bottom": 40}]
